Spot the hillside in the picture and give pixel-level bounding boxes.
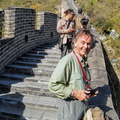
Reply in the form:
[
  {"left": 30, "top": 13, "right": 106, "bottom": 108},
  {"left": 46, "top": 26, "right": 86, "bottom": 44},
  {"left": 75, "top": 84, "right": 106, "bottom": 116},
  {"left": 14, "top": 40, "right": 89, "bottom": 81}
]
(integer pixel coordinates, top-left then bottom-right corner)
[
  {"left": 77, "top": 0, "right": 120, "bottom": 34},
  {"left": 0, "top": 0, "right": 62, "bottom": 14}
]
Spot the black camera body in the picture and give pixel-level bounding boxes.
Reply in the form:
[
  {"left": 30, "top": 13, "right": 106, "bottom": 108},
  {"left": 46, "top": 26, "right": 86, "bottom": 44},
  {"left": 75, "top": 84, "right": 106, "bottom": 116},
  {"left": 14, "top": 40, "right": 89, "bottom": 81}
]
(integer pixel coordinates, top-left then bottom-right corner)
[{"left": 86, "top": 89, "right": 97, "bottom": 96}]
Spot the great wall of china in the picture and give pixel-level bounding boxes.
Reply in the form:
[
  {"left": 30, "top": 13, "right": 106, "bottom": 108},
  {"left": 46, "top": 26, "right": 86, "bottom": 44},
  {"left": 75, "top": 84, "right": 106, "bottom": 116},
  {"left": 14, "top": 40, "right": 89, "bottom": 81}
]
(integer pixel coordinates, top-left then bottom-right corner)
[{"left": 0, "top": 0, "right": 119, "bottom": 119}]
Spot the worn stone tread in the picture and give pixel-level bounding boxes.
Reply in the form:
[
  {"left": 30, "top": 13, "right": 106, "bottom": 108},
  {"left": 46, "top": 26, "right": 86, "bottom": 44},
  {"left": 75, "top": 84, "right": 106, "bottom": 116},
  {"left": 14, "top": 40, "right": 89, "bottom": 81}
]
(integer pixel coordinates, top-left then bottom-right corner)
[
  {"left": 17, "top": 56, "right": 60, "bottom": 63},
  {"left": 24, "top": 53, "right": 60, "bottom": 59},
  {"left": 0, "top": 42, "right": 59, "bottom": 119},
  {"left": 29, "top": 49, "right": 61, "bottom": 55},
  {"left": 0, "top": 103, "right": 23, "bottom": 117},
  {"left": 5, "top": 64, "right": 55, "bottom": 76},
  {"left": 0, "top": 79, "right": 53, "bottom": 96},
  {"left": 36, "top": 45, "right": 59, "bottom": 50},
  {"left": 0, "top": 102, "right": 57, "bottom": 120},
  {"left": 23, "top": 106, "right": 57, "bottom": 120},
  {"left": 12, "top": 60, "right": 57, "bottom": 68},
  {"left": 0, "top": 73, "right": 40, "bottom": 82},
  {"left": 0, "top": 92, "right": 58, "bottom": 109}
]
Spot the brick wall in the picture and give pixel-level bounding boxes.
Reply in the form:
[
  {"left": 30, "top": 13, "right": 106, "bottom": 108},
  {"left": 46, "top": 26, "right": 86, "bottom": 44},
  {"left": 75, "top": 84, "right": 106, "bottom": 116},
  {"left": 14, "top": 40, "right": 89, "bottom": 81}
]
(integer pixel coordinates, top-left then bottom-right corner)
[
  {"left": 0, "top": 7, "right": 59, "bottom": 73},
  {"left": 37, "top": 11, "right": 58, "bottom": 43}
]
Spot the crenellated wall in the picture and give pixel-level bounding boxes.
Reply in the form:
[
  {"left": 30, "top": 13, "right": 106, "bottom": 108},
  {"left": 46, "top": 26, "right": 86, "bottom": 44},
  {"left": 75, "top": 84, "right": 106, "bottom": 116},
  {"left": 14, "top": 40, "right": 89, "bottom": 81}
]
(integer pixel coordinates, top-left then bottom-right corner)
[
  {"left": 36, "top": 11, "right": 59, "bottom": 43},
  {"left": 4, "top": 7, "right": 36, "bottom": 38},
  {"left": 0, "top": 7, "right": 59, "bottom": 73}
]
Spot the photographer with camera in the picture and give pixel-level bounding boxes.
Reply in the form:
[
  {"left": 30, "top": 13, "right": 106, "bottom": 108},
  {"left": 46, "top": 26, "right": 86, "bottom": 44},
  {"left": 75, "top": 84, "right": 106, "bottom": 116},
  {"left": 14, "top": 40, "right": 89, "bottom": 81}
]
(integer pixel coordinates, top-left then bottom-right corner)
[{"left": 48, "top": 29, "right": 98, "bottom": 120}]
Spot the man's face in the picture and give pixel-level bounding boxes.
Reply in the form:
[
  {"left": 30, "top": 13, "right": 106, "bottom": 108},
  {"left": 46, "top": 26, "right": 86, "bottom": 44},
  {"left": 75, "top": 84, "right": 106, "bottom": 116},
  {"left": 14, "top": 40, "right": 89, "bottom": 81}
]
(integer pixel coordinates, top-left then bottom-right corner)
[
  {"left": 74, "top": 34, "right": 92, "bottom": 57},
  {"left": 68, "top": 12, "right": 74, "bottom": 20}
]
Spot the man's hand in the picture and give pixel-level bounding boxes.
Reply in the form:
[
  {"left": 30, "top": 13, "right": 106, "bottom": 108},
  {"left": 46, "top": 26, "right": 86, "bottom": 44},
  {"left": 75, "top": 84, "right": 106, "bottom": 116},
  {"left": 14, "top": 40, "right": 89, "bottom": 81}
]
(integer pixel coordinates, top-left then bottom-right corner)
[
  {"left": 72, "top": 90, "right": 90, "bottom": 101},
  {"left": 90, "top": 90, "right": 99, "bottom": 97},
  {"left": 68, "top": 28, "right": 75, "bottom": 33}
]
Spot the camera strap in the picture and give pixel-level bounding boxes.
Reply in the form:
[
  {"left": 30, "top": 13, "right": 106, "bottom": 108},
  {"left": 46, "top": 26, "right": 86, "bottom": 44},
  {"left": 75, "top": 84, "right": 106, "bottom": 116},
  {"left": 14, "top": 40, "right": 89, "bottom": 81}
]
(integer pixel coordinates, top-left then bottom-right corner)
[{"left": 72, "top": 50, "right": 90, "bottom": 90}]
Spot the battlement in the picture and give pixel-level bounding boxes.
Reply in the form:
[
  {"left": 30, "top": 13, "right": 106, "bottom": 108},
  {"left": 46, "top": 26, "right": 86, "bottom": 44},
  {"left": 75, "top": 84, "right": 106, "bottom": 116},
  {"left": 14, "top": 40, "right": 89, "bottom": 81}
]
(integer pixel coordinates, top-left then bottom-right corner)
[{"left": 0, "top": 7, "right": 59, "bottom": 73}]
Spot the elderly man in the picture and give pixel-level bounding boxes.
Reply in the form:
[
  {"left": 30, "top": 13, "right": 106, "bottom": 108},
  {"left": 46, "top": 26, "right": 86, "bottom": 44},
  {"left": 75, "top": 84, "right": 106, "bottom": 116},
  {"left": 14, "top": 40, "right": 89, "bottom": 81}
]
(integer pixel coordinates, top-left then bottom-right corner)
[{"left": 48, "top": 29, "right": 98, "bottom": 120}]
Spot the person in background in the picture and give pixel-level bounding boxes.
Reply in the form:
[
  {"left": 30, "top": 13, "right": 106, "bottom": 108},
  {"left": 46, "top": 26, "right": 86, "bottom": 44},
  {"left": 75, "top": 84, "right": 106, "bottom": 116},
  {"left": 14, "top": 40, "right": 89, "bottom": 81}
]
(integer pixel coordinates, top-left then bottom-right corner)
[
  {"left": 48, "top": 29, "right": 98, "bottom": 120},
  {"left": 74, "top": 7, "right": 89, "bottom": 30},
  {"left": 57, "top": 9, "right": 75, "bottom": 58}
]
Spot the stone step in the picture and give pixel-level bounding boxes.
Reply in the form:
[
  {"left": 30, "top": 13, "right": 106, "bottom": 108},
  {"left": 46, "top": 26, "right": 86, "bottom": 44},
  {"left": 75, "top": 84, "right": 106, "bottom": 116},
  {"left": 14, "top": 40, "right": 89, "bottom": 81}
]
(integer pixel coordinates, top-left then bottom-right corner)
[
  {"left": 0, "top": 73, "right": 32, "bottom": 81},
  {"left": 23, "top": 53, "right": 60, "bottom": 59},
  {"left": 0, "top": 42, "right": 59, "bottom": 120},
  {"left": 36, "top": 44, "right": 60, "bottom": 51},
  {"left": 0, "top": 92, "right": 58, "bottom": 109},
  {"left": 39, "top": 42, "right": 58, "bottom": 47},
  {"left": 0, "top": 103, "right": 23, "bottom": 120},
  {"left": 12, "top": 60, "right": 57, "bottom": 68},
  {"left": 0, "top": 79, "right": 20, "bottom": 93},
  {"left": 33, "top": 67, "right": 54, "bottom": 77},
  {"left": 5, "top": 64, "right": 36, "bottom": 76},
  {"left": 34, "top": 47, "right": 60, "bottom": 52},
  {"left": 22, "top": 106, "right": 57, "bottom": 120},
  {"left": 0, "top": 79, "right": 54, "bottom": 97},
  {"left": 28, "top": 49, "right": 61, "bottom": 55},
  {"left": 0, "top": 101, "right": 57, "bottom": 120},
  {"left": 0, "top": 73, "right": 50, "bottom": 83},
  {"left": 17, "top": 56, "right": 60, "bottom": 63},
  {"left": 36, "top": 45, "right": 59, "bottom": 50},
  {"left": 5, "top": 64, "right": 54, "bottom": 76}
]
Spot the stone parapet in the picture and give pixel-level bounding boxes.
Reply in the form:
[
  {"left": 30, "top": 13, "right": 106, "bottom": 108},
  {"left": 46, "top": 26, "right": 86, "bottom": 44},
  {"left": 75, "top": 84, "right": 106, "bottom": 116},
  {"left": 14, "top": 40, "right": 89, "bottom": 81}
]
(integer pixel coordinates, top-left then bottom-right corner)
[
  {"left": 87, "top": 29, "right": 119, "bottom": 120},
  {"left": 0, "top": 7, "right": 59, "bottom": 73}
]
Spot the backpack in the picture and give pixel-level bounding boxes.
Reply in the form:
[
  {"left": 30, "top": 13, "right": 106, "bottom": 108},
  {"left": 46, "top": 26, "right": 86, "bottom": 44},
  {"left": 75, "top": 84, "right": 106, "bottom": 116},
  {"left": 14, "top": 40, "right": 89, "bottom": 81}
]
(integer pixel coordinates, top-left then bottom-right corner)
[
  {"left": 83, "top": 106, "right": 109, "bottom": 120},
  {"left": 74, "top": 14, "right": 85, "bottom": 29}
]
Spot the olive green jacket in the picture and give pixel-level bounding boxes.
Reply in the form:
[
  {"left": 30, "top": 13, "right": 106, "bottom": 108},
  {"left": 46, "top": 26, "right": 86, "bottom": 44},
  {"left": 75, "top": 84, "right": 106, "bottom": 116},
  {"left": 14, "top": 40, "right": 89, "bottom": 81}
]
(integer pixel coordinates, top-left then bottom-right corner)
[{"left": 48, "top": 51, "right": 91, "bottom": 99}]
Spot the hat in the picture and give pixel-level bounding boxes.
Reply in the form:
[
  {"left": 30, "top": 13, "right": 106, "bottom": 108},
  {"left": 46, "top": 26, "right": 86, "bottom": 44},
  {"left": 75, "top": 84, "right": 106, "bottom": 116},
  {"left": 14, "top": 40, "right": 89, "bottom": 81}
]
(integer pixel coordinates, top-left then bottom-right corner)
[
  {"left": 64, "top": 9, "right": 74, "bottom": 15},
  {"left": 64, "top": 10, "right": 67, "bottom": 13}
]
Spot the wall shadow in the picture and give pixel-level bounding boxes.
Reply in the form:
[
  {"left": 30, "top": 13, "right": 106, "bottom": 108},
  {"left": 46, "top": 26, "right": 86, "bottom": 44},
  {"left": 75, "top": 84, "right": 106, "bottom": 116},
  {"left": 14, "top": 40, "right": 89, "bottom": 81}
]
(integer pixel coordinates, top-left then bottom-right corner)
[
  {"left": 88, "top": 84, "right": 119, "bottom": 120},
  {"left": 0, "top": 91, "right": 25, "bottom": 120},
  {"left": 91, "top": 39, "right": 98, "bottom": 49},
  {"left": 102, "top": 43, "right": 120, "bottom": 115}
]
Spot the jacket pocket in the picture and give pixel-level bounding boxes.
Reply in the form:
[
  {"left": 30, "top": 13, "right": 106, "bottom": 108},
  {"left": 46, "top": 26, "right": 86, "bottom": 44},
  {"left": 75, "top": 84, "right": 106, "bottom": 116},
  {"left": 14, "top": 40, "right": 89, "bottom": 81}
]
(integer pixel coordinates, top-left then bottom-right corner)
[{"left": 73, "top": 74, "right": 86, "bottom": 90}]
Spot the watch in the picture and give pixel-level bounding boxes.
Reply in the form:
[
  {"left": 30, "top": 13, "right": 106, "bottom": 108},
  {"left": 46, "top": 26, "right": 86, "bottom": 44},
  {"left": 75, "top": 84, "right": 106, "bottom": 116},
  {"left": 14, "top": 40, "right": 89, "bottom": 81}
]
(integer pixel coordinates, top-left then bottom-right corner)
[{"left": 70, "top": 91, "right": 74, "bottom": 97}]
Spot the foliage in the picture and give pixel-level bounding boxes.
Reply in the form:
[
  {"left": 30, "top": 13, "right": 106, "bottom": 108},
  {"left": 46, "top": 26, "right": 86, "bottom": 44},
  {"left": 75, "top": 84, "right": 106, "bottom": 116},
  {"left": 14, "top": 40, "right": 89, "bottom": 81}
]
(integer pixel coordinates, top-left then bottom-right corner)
[
  {"left": 0, "top": 0, "right": 62, "bottom": 37},
  {"left": 106, "top": 37, "right": 120, "bottom": 58},
  {"left": 77, "top": 0, "right": 120, "bottom": 34},
  {"left": 0, "top": 0, "right": 62, "bottom": 14}
]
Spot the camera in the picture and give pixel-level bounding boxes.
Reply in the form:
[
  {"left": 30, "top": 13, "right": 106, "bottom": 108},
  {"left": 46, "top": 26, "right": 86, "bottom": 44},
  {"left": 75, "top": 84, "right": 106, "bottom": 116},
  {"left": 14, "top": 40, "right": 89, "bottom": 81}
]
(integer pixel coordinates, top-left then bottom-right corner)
[{"left": 86, "top": 89, "right": 97, "bottom": 96}]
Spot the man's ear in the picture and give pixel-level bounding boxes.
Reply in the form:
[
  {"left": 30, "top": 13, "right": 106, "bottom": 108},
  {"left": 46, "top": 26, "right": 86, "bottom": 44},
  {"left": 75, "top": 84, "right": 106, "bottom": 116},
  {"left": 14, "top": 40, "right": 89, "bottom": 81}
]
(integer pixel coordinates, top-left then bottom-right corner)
[{"left": 74, "top": 44, "right": 77, "bottom": 47}]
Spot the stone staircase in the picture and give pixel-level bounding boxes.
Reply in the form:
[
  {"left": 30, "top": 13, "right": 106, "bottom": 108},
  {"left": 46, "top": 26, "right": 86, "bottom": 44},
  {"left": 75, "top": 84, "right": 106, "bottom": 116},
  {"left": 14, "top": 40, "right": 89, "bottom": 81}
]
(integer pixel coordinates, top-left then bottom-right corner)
[{"left": 0, "top": 42, "right": 61, "bottom": 120}]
